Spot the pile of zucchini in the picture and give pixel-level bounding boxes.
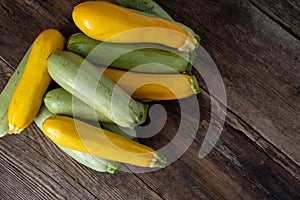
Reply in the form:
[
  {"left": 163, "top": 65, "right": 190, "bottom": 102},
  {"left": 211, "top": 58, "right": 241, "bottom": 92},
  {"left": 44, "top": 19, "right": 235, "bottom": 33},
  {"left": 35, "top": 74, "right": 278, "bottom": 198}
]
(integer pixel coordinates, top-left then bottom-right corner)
[{"left": 0, "top": 0, "right": 200, "bottom": 173}]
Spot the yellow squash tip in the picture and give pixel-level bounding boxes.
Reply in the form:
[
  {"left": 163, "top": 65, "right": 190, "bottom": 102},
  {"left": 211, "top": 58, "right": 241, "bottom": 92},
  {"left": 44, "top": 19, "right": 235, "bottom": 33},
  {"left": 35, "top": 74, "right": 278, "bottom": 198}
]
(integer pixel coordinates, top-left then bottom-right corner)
[
  {"left": 8, "top": 123, "right": 23, "bottom": 134},
  {"left": 178, "top": 32, "right": 197, "bottom": 52},
  {"left": 150, "top": 152, "right": 167, "bottom": 168}
]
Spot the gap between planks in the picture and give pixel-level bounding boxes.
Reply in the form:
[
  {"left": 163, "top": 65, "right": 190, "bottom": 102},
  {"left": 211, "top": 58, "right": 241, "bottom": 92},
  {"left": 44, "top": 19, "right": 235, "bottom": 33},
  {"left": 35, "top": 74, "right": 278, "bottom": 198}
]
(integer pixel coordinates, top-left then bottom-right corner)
[
  {"left": 248, "top": 0, "right": 300, "bottom": 41},
  {"left": 0, "top": 56, "right": 14, "bottom": 70},
  {"left": 197, "top": 86, "right": 300, "bottom": 181}
]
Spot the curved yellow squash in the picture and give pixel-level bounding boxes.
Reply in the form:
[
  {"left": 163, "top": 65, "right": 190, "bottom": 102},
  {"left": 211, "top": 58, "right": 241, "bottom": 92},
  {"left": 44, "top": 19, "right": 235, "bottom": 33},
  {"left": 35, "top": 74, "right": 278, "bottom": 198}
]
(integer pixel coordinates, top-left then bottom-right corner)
[
  {"left": 43, "top": 116, "right": 166, "bottom": 168},
  {"left": 8, "top": 29, "right": 65, "bottom": 134},
  {"left": 72, "top": 1, "right": 197, "bottom": 51},
  {"left": 99, "top": 67, "right": 196, "bottom": 100}
]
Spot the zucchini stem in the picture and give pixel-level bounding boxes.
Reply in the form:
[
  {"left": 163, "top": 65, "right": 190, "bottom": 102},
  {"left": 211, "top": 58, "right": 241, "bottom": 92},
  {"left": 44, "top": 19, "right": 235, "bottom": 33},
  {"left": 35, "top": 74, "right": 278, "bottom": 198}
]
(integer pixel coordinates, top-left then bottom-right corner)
[
  {"left": 190, "top": 75, "right": 200, "bottom": 95},
  {"left": 150, "top": 152, "right": 167, "bottom": 168}
]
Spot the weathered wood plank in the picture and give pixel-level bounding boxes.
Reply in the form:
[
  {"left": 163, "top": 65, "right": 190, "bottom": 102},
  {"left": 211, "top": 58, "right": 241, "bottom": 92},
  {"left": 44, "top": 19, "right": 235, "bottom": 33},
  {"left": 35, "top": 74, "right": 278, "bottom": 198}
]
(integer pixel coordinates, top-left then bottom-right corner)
[
  {"left": 0, "top": 0, "right": 84, "bottom": 68},
  {"left": 155, "top": 0, "right": 300, "bottom": 167},
  {"left": 135, "top": 93, "right": 300, "bottom": 200},
  {"left": 249, "top": 0, "right": 300, "bottom": 39},
  {"left": 0, "top": 58, "right": 14, "bottom": 93}
]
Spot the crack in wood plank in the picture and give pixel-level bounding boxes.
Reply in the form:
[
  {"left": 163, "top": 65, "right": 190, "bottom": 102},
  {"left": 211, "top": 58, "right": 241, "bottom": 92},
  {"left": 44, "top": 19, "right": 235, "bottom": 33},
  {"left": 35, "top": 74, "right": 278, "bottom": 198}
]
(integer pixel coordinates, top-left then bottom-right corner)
[
  {"left": 248, "top": 0, "right": 300, "bottom": 41},
  {"left": 198, "top": 83, "right": 300, "bottom": 180},
  {"left": 0, "top": 56, "right": 14, "bottom": 70}
]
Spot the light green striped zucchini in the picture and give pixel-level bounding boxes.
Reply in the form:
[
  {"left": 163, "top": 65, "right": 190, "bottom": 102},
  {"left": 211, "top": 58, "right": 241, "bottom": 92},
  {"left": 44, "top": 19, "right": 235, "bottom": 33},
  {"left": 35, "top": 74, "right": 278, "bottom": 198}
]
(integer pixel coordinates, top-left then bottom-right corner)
[
  {"left": 67, "top": 33, "right": 189, "bottom": 73},
  {"left": 57, "top": 145, "right": 120, "bottom": 173},
  {"left": 116, "top": 0, "right": 174, "bottom": 21},
  {"left": 101, "top": 123, "right": 138, "bottom": 142},
  {"left": 0, "top": 46, "right": 31, "bottom": 138},
  {"left": 44, "top": 88, "right": 113, "bottom": 124},
  {"left": 47, "top": 51, "right": 148, "bottom": 128},
  {"left": 44, "top": 88, "right": 137, "bottom": 140}
]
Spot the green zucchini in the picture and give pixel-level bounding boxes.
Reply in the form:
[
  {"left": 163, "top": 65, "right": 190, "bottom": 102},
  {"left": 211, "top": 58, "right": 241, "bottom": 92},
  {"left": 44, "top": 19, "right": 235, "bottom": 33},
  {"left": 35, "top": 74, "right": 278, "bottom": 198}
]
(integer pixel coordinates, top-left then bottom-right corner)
[
  {"left": 57, "top": 145, "right": 120, "bottom": 173},
  {"left": 101, "top": 123, "right": 138, "bottom": 141},
  {"left": 116, "top": 0, "right": 174, "bottom": 21},
  {"left": 44, "top": 88, "right": 113, "bottom": 124},
  {"left": 44, "top": 88, "right": 137, "bottom": 140},
  {"left": 34, "top": 105, "right": 121, "bottom": 173},
  {"left": 0, "top": 46, "right": 31, "bottom": 138},
  {"left": 47, "top": 51, "right": 148, "bottom": 128},
  {"left": 67, "top": 33, "right": 189, "bottom": 73}
]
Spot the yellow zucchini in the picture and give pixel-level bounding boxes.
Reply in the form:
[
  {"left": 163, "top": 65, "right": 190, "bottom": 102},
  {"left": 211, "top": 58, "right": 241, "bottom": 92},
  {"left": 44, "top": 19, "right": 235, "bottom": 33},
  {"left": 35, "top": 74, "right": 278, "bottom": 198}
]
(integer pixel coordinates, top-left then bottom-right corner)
[
  {"left": 72, "top": 1, "right": 197, "bottom": 52},
  {"left": 43, "top": 116, "right": 166, "bottom": 168},
  {"left": 8, "top": 29, "right": 65, "bottom": 134},
  {"left": 98, "top": 67, "right": 199, "bottom": 100},
  {"left": 0, "top": 46, "right": 32, "bottom": 137}
]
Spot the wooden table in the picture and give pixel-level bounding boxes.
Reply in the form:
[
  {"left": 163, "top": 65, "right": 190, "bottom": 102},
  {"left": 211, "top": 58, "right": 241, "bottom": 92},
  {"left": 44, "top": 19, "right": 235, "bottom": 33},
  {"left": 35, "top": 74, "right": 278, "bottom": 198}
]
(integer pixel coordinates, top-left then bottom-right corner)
[{"left": 1, "top": 0, "right": 299, "bottom": 199}]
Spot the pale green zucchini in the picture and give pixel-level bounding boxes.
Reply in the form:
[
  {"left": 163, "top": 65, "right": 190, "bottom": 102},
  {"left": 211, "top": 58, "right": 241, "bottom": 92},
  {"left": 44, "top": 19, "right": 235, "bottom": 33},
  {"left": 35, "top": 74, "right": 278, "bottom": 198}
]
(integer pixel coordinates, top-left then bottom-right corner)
[
  {"left": 44, "top": 88, "right": 137, "bottom": 140},
  {"left": 47, "top": 51, "right": 148, "bottom": 128},
  {"left": 67, "top": 33, "right": 189, "bottom": 73},
  {"left": 116, "top": 0, "right": 174, "bottom": 21},
  {"left": 44, "top": 88, "right": 113, "bottom": 124},
  {"left": 0, "top": 46, "right": 31, "bottom": 138},
  {"left": 57, "top": 145, "right": 120, "bottom": 173},
  {"left": 101, "top": 123, "right": 138, "bottom": 141}
]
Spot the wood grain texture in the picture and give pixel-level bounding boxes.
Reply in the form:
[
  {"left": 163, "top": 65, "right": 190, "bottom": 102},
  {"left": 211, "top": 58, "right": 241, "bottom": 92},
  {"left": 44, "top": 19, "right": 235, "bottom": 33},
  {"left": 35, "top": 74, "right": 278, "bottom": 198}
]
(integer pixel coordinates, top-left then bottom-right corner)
[
  {"left": 0, "top": 0, "right": 299, "bottom": 199},
  {"left": 249, "top": 0, "right": 300, "bottom": 40},
  {"left": 0, "top": 0, "right": 83, "bottom": 68},
  {"left": 154, "top": 0, "right": 300, "bottom": 166},
  {"left": 137, "top": 93, "right": 300, "bottom": 199}
]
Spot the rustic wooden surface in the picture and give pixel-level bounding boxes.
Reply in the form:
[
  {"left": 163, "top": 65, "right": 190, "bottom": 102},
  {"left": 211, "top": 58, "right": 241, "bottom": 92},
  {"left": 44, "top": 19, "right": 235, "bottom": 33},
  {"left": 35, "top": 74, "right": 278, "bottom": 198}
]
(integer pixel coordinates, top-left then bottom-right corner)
[{"left": 0, "top": 0, "right": 299, "bottom": 199}]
